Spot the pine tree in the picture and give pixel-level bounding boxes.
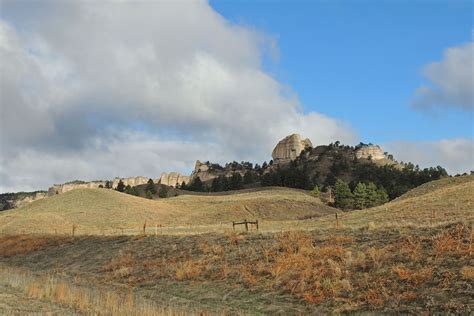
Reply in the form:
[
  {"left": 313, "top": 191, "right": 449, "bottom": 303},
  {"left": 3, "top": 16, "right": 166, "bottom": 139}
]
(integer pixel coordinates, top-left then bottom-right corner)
[
  {"left": 365, "top": 182, "right": 379, "bottom": 208},
  {"left": 311, "top": 185, "right": 320, "bottom": 197},
  {"left": 116, "top": 179, "right": 125, "bottom": 192},
  {"left": 146, "top": 178, "right": 157, "bottom": 194},
  {"left": 243, "top": 171, "right": 255, "bottom": 185},
  {"left": 145, "top": 190, "right": 153, "bottom": 199},
  {"left": 180, "top": 181, "right": 187, "bottom": 190},
  {"left": 230, "top": 172, "right": 243, "bottom": 190},
  {"left": 105, "top": 180, "right": 112, "bottom": 189},
  {"left": 334, "top": 179, "right": 353, "bottom": 210},
  {"left": 211, "top": 177, "right": 222, "bottom": 192},
  {"left": 158, "top": 185, "right": 168, "bottom": 198},
  {"left": 191, "top": 177, "right": 204, "bottom": 192},
  {"left": 376, "top": 186, "right": 389, "bottom": 205},
  {"left": 353, "top": 182, "right": 367, "bottom": 209}
]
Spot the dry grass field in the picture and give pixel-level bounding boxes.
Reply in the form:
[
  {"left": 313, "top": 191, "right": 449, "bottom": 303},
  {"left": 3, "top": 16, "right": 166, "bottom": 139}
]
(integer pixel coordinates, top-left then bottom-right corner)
[
  {"left": 0, "top": 175, "right": 472, "bottom": 314},
  {"left": 0, "top": 187, "right": 334, "bottom": 235}
]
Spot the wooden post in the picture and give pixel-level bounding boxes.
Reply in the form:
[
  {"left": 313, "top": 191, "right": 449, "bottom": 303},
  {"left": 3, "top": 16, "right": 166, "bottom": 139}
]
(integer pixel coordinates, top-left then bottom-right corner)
[
  {"left": 232, "top": 221, "right": 235, "bottom": 230},
  {"left": 143, "top": 222, "right": 146, "bottom": 235},
  {"left": 72, "top": 224, "right": 76, "bottom": 237},
  {"left": 335, "top": 213, "right": 339, "bottom": 229},
  {"left": 244, "top": 219, "right": 248, "bottom": 231},
  {"left": 256, "top": 220, "right": 259, "bottom": 231}
]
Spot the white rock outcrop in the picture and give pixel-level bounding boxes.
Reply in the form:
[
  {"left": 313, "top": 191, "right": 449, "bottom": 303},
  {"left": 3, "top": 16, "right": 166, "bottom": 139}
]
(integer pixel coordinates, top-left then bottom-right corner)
[
  {"left": 355, "top": 145, "right": 385, "bottom": 160},
  {"left": 158, "top": 172, "right": 190, "bottom": 187},
  {"left": 48, "top": 181, "right": 106, "bottom": 195},
  {"left": 272, "top": 133, "right": 312, "bottom": 164},
  {"left": 112, "top": 176, "right": 149, "bottom": 189}
]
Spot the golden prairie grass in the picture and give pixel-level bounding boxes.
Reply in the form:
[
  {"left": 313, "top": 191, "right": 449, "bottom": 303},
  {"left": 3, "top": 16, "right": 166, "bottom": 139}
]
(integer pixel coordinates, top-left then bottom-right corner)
[
  {"left": 459, "top": 266, "right": 474, "bottom": 280},
  {"left": 0, "top": 234, "right": 70, "bottom": 257},
  {"left": 0, "top": 265, "right": 198, "bottom": 315}
]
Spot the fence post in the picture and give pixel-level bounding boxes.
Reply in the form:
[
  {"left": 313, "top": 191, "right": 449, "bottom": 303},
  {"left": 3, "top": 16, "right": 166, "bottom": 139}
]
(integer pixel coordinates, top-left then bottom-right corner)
[
  {"left": 143, "top": 222, "right": 146, "bottom": 235},
  {"left": 335, "top": 213, "right": 339, "bottom": 229},
  {"left": 244, "top": 219, "right": 248, "bottom": 231},
  {"left": 232, "top": 221, "right": 235, "bottom": 230},
  {"left": 72, "top": 224, "right": 76, "bottom": 237},
  {"left": 256, "top": 220, "right": 259, "bottom": 231}
]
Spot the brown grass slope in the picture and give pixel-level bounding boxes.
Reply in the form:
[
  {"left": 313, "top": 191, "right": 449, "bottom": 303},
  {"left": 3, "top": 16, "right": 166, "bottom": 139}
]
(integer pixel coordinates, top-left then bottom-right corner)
[
  {"left": 309, "top": 175, "right": 474, "bottom": 230},
  {"left": 0, "top": 187, "right": 335, "bottom": 234}
]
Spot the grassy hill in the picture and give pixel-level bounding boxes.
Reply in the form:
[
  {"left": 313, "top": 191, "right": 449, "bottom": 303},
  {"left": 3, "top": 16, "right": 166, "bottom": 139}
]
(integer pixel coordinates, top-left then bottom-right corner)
[
  {"left": 0, "top": 187, "right": 335, "bottom": 235},
  {"left": 296, "top": 175, "right": 474, "bottom": 231},
  {"left": 0, "top": 176, "right": 472, "bottom": 314}
]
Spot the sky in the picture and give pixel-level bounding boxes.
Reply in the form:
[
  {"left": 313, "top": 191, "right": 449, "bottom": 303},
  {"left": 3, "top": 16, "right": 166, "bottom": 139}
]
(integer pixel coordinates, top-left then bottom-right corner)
[{"left": 0, "top": 0, "right": 473, "bottom": 193}]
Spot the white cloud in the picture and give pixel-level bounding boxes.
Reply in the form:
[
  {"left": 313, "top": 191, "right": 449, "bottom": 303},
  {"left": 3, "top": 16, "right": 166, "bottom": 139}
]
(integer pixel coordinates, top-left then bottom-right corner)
[
  {"left": 384, "top": 138, "right": 474, "bottom": 175},
  {"left": 412, "top": 42, "right": 474, "bottom": 111},
  {"left": 0, "top": 0, "right": 356, "bottom": 192}
]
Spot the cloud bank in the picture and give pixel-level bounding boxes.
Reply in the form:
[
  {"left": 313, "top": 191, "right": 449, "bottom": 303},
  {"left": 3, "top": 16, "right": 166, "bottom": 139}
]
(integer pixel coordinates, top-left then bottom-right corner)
[
  {"left": 0, "top": 0, "right": 356, "bottom": 192},
  {"left": 385, "top": 138, "right": 474, "bottom": 175},
  {"left": 412, "top": 42, "right": 473, "bottom": 111}
]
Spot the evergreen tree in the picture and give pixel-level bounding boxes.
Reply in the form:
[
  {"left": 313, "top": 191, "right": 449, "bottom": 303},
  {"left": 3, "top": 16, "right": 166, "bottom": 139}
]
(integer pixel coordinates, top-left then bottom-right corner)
[
  {"left": 311, "top": 185, "right": 320, "bottom": 197},
  {"left": 211, "top": 177, "right": 223, "bottom": 192},
  {"left": 158, "top": 185, "right": 168, "bottom": 198},
  {"left": 130, "top": 187, "right": 139, "bottom": 196},
  {"left": 145, "top": 190, "right": 153, "bottom": 199},
  {"left": 353, "top": 182, "right": 367, "bottom": 209},
  {"left": 334, "top": 179, "right": 353, "bottom": 210},
  {"left": 230, "top": 172, "right": 243, "bottom": 190},
  {"left": 324, "top": 172, "right": 337, "bottom": 187},
  {"left": 105, "top": 180, "right": 112, "bottom": 189},
  {"left": 124, "top": 184, "right": 132, "bottom": 194},
  {"left": 191, "top": 177, "right": 204, "bottom": 192},
  {"left": 365, "top": 182, "right": 379, "bottom": 208},
  {"left": 243, "top": 171, "right": 255, "bottom": 185},
  {"left": 376, "top": 186, "right": 389, "bottom": 205},
  {"left": 146, "top": 178, "right": 157, "bottom": 194},
  {"left": 116, "top": 179, "right": 125, "bottom": 192},
  {"left": 221, "top": 176, "right": 230, "bottom": 191},
  {"left": 180, "top": 181, "right": 187, "bottom": 190}
]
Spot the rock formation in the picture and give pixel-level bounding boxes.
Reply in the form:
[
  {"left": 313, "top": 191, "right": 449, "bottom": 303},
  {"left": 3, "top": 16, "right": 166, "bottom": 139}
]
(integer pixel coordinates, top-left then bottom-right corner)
[
  {"left": 272, "top": 133, "right": 313, "bottom": 164},
  {"left": 48, "top": 181, "right": 106, "bottom": 195},
  {"left": 13, "top": 192, "right": 47, "bottom": 208},
  {"left": 191, "top": 160, "right": 247, "bottom": 183},
  {"left": 112, "top": 176, "right": 149, "bottom": 189},
  {"left": 158, "top": 172, "right": 190, "bottom": 187},
  {"left": 355, "top": 145, "right": 385, "bottom": 160}
]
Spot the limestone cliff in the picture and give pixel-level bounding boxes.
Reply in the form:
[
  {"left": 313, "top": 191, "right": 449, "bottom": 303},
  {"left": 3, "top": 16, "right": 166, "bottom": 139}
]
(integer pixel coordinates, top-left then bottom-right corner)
[
  {"left": 112, "top": 176, "right": 149, "bottom": 189},
  {"left": 272, "top": 133, "right": 312, "bottom": 164},
  {"left": 158, "top": 172, "right": 190, "bottom": 187},
  {"left": 48, "top": 181, "right": 107, "bottom": 195},
  {"left": 355, "top": 145, "right": 385, "bottom": 160}
]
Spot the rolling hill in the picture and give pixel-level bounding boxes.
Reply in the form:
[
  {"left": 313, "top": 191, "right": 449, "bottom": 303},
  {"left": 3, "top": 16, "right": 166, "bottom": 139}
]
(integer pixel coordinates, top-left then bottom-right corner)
[
  {"left": 0, "top": 187, "right": 335, "bottom": 235},
  {"left": 304, "top": 175, "right": 474, "bottom": 230}
]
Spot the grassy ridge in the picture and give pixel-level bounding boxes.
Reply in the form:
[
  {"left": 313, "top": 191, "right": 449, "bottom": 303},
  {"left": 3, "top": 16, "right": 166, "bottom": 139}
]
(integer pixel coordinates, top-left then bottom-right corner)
[{"left": 0, "top": 187, "right": 335, "bottom": 235}]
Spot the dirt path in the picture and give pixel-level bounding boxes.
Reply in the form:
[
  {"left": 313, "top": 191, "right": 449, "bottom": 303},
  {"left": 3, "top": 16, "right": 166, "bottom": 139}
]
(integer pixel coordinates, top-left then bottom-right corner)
[{"left": 0, "top": 284, "right": 81, "bottom": 315}]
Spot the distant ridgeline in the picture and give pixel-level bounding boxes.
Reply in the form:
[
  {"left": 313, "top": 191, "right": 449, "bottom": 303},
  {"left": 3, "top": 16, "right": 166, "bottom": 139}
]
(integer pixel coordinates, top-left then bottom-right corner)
[
  {"left": 1, "top": 133, "right": 453, "bottom": 211},
  {"left": 183, "top": 134, "right": 450, "bottom": 204}
]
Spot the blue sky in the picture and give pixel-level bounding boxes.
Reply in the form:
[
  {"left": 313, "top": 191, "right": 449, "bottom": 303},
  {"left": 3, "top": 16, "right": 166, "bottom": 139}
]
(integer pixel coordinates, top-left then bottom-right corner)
[{"left": 211, "top": 0, "right": 473, "bottom": 144}]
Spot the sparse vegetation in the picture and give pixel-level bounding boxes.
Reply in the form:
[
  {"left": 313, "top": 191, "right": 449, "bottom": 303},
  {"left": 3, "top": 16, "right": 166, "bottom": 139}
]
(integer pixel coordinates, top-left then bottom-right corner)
[{"left": 0, "top": 175, "right": 472, "bottom": 313}]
